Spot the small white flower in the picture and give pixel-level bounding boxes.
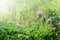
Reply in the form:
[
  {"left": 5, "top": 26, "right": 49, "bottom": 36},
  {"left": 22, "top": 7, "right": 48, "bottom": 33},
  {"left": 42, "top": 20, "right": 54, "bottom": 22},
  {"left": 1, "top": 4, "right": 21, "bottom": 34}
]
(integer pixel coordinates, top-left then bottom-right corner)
[{"left": 18, "top": 34, "right": 22, "bottom": 38}]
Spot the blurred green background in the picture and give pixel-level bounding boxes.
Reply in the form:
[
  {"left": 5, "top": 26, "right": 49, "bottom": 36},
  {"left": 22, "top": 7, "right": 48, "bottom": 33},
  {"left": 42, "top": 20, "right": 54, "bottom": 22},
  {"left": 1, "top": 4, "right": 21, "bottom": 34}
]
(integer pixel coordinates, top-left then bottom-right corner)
[
  {"left": 0, "top": 0, "right": 59, "bottom": 22},
  {"left": 0, "top": 0, "right": 60, "bottom": 40}
]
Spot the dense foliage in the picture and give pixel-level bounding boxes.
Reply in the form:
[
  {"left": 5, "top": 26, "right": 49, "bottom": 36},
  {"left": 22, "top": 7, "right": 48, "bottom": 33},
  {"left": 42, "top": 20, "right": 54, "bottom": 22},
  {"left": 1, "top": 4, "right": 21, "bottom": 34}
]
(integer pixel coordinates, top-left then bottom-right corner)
[
  {"left": 0, "top": 0, "right": 60, "bottom": 40},
  {"left": 0, "top": 8, "right": 60, "bottom": 40}
]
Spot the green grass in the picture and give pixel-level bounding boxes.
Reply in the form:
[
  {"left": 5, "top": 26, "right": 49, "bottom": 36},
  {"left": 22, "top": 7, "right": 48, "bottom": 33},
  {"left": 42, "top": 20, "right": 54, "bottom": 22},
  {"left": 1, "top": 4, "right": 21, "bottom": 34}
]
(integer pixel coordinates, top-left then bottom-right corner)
[{"left": 0, "top": 0, "right": 60, "bottom": 40}]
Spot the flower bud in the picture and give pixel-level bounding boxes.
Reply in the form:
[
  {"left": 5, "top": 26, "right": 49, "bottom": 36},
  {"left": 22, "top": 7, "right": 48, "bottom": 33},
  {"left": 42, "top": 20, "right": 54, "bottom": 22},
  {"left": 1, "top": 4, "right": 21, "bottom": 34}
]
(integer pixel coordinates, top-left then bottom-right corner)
[
  {"left": 47, "top": 18, "right": 52, "bottom": 24},
  {"left": 37, "top": 11, "right": 43, "bottom": 17}
]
